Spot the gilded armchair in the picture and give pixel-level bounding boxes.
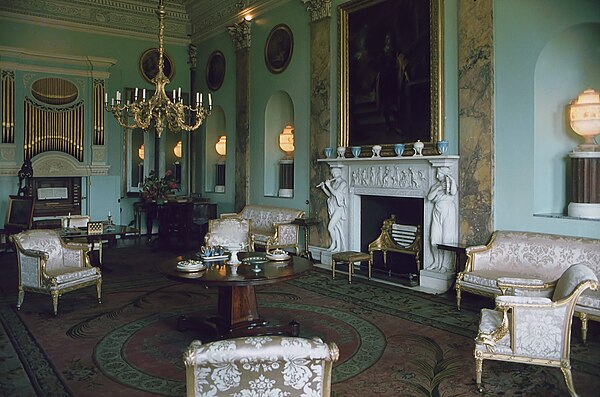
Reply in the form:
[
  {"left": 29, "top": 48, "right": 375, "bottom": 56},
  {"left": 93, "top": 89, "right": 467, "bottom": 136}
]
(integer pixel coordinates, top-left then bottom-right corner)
[
  {"left": 11, "top": 229, "right": 102, "bottom": 315},
  {"left": 184, "top": 335, "right": 339, "bottom": 397},
  {"left": 474, "top": 264, "right": 598, "bottom": 396},
  {"left": 204, "top": 217, "right": 253, "bottom": 251}
]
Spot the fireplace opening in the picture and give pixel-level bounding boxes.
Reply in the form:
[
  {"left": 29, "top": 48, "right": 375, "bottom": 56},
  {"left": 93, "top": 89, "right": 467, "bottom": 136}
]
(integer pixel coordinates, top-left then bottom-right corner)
[{"left": 360, "top": 195, "right": 424, "bottom": 282}]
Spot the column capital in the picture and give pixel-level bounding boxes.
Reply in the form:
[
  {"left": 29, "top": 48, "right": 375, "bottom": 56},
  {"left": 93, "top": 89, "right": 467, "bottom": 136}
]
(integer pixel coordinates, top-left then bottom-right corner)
[
  {"left": 227, "top": 19, "right": 252, "bottom": 51},
  {"left": 302, "top": 0, "right": 331, "bottom": 22}
]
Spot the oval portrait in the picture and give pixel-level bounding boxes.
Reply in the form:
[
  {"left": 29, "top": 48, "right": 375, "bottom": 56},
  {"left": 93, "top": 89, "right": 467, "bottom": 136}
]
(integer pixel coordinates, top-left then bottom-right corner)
[
  {"left": 139, "top": 48, "right": 175, "bottom": 83},
  {"left": 265, "top": 24, "right": 293, "bottom": 74},
  {"left": 205, "top": 51, "right": 226, "bottom": 91}
]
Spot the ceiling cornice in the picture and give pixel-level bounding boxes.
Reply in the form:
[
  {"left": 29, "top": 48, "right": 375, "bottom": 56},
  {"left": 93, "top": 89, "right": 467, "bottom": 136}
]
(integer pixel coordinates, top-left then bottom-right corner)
[
  {"left": 0, "top": 0, "right": 191, "bottom": 42},
  {"left": 184, "top": 0, "right": 293, "bottom": 42}
]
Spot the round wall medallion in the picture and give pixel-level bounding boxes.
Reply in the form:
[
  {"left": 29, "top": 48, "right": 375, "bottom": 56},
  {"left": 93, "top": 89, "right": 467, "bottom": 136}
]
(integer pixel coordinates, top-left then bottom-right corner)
[
  {"left": 205, "top": 50, "right": 225, "bottom": 91},
  {"left": 265, "top": 24, "right": 293, "bottom": 74},
  {"left": 139, "top": 48, "right": 175, "bottom": 83}
]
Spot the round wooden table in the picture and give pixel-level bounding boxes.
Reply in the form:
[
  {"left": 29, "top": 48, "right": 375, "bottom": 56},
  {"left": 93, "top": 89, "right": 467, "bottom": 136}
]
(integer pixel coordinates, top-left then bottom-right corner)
[{"left": 161, "top": 252, "right": 312, "bottom": 339}]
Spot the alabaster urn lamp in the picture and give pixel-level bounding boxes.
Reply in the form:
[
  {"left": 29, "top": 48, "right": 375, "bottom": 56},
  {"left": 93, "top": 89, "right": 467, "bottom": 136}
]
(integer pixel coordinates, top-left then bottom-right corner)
[{"left": 567, "top": 88, "right": 600, "bottom": 219}]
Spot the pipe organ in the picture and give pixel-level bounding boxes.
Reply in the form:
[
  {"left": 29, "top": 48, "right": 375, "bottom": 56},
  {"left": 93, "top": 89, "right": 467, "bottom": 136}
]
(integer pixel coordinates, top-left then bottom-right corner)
[
  {"left": 2, "top": 70, "right": 15, "bottom": 144},
  {"left": 93, "top": 79, "right": 105, "bottom": 146},
  {"left": 24, "top": 97, "right": 84, "bottom": 161}
]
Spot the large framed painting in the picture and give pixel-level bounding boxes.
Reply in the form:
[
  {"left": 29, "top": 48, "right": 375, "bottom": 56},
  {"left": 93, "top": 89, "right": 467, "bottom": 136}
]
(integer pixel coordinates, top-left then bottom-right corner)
[{"left": 339, "top": 0, "right": 443, "bottom": 154}]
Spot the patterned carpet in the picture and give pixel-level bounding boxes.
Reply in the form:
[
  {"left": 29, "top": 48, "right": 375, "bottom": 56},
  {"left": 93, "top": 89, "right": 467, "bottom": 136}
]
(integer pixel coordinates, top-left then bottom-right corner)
[{"left": 1, "top": 244, "right": 599, "bottom": 397}]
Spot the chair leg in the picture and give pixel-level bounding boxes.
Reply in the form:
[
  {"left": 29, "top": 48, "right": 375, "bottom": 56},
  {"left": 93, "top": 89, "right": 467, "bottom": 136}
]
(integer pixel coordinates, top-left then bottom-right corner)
[
  {"left": 97, "top": 280, "right": 103, "bottom": 304},
  {"left": 475, "top": 355, "right": 483, "bottom": 393},
  {"left": 332, "top": 259, "right": 336, "bottom": 279},
  {"left": 560, "top": 364, "right": 578, "bottom": 397},
  {"left": 17, "top": 287, "right": 24, "bottom": 310},
  {"left": 51, "top": 292, "right": 59, "bottom": 316},
  {"left": 348, "top": 262, "right": 353, "bottom": 284},
  {"left": 456, "top": 286, "right": 462, "bottom": 311},
  {"left": 368, "top": 258, "right": 372, "bottom": 279},
  {"left": 579, "top": 313, "right": 588, "bottom": 345}
]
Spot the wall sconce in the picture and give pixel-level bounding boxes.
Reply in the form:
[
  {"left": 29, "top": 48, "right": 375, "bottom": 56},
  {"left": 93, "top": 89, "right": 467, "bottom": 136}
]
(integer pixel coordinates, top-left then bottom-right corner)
[
  {"left": 279, "top": 125, "right": 295, "bottom": 159},
  {"left": 567, "top": 88, "right": 600, "bottom": 219},
  {"left": 138, "top": 144, "right": 145, "bottom": 160},
  {"left": 215, "top": 135, "right": 226, "bottom": 193},
  {"left": 215, "top": 135, "right": 227, "bottom": 157},
  {"left": 174, "top": 140, "right": 183, "bottom": 158}
]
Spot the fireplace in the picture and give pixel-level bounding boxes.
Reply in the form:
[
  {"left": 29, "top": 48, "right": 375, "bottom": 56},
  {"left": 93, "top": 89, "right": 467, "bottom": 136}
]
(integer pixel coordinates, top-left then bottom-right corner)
[
  {"left": 361, "top": 195, "right": 423, "bottom": 279},
  {"left": 317, "top": 154, "right": 459, "bottom": 293}
]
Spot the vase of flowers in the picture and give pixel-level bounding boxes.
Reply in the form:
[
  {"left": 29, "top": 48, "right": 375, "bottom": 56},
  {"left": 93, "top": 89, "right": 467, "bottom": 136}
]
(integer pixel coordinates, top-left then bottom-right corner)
[{"left": 142, "top": 170, "right": 178, "bottom": 203}]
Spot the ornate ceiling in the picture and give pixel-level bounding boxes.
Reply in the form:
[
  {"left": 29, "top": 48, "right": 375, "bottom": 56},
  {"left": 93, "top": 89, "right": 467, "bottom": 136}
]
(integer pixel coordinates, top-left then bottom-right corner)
[{"left": 0, "top": 0, "right": 288, "bottom": 43}]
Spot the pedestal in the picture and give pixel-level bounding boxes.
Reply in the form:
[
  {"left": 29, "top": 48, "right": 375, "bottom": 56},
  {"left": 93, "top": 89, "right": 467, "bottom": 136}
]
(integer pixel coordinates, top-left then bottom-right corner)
[
  {"left": 215, "top": 163, "right": 225, "bottom": 193},
  {"left": 279, "top": 159, "right": 294, "bottom": 198},
  {"left": 568, "top": 152, "right": 600, "bottom": 219},
  {"left": 419, "top": 269, "right": 455, "bottom": 293}
]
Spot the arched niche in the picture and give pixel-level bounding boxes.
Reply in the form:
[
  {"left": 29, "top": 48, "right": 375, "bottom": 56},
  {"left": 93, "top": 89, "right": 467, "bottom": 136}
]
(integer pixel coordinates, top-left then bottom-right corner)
[
  {"left": 534, "top": 23, "right": 600, "bottom": 214},
  {"left": 204, "top": 106, "right": 227, "bottom": 193},
  {"left": 264, "top": 91, "right": 294, "bottom": 197}
]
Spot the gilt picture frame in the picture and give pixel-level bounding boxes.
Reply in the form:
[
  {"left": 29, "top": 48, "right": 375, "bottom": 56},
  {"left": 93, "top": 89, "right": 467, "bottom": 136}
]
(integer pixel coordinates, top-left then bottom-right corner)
[
  {"left": 265, "top": 24, "right": 293, "bottom": 74},
  {"left": 139, "top": 48, "right": 175, "bottom": 83},
  {"left": 206, "top": 50, "right": 225, "bottom": 91},
  {"left": 338, "top": 0, "right": 443, "bottom": 154}
]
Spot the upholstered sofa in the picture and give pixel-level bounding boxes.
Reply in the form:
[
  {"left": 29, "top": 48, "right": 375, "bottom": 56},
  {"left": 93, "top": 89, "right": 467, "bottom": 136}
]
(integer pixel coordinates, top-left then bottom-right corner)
[
  {"left": 456, "top": 230, "right": 600, "bottom": 343},
  {"left": 222, "top": 205, "right": 304, "bottom": 254}
]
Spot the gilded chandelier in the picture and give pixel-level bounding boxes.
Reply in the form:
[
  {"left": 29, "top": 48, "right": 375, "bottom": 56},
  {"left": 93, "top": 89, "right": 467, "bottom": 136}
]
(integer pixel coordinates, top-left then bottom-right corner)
[{"left": 105, "top": 0, "right": 211, "bottom": 138}]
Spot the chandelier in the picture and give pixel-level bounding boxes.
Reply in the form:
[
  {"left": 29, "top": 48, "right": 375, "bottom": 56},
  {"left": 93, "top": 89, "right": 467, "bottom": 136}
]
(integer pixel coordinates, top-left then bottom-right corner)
[{"left": 104, "top": 0, "right": 211, "bottom": 138}]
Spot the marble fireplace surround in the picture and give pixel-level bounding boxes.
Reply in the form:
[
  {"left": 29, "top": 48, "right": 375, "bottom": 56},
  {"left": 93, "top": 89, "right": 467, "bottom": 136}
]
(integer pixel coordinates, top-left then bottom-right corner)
[{"left": 315, "top": 155, "right": 460, "bottom": 294}]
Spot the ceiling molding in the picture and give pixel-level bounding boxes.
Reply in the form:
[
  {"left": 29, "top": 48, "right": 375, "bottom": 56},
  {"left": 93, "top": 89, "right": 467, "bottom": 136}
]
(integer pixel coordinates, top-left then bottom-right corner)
[
  {"left": 185, "top": 0, "right": 293, "bottom": 42},
  {"left": 0, "top": 0, "right": 191, "bottom": 42}
]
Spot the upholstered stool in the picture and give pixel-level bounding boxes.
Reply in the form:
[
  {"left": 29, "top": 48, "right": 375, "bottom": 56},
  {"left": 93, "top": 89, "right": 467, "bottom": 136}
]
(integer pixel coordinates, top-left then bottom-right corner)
[{"left": 331, "top": 251, "right": 371, "bottom": 283}]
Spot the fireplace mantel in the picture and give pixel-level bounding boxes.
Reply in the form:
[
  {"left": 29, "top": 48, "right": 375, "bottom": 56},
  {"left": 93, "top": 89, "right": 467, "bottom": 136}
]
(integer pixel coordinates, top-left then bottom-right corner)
[{"left": 316, "top": 155, "right": 460, "bottom": 293}]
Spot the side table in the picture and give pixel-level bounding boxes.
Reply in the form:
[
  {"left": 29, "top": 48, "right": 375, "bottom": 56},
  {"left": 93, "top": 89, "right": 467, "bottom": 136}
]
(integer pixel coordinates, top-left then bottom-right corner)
[
  {"left": 437, "top": 242, "right": 469, "bottom": 274},
  {"left": 291, "top": 217, "right": 320, "bottom": 261}
]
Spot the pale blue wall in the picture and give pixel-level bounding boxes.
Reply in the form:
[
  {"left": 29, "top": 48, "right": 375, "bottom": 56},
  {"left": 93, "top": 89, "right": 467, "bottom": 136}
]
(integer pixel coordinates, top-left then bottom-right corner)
[
  {"left": 248, "top": 1, "right": 311, "bottom": 212},
  {"left": 495, "top": 0, "right": 600, "bottom": 238},
  {"left": 192, "top": 31, "right": 237, "bottom": 215}
]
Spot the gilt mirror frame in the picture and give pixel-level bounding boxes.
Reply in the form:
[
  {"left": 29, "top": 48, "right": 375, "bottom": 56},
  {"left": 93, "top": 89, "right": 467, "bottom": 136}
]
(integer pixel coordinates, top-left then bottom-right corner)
[{"left": 338, "top": 0, "right": 443, "bottom": 155}]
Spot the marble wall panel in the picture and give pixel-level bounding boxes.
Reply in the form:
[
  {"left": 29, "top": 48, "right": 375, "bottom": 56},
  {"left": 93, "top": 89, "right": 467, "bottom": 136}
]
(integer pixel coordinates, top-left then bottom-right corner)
[{"left": 458, "top": 0, "right": 494, "bottom": 245}]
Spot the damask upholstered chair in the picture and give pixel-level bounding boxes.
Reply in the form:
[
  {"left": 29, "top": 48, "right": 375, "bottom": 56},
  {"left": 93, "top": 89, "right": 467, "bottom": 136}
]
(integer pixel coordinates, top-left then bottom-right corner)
[
  {"left": 11, "top": 229, "right": 102, "bottom": 315},
  {"left": 474, "top": 264, "right": 598, "bottom": 397},
  {"left": 204, "top": 217, "right": 254, "bottom": 252},
  {"left": 184, "top": 336, "right": 339, "bottom": 397}
]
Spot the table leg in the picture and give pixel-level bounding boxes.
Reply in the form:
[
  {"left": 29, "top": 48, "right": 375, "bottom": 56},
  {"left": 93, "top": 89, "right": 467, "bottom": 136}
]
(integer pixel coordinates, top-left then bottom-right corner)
[{"left": 215, "top": 285, "right": 300, "bottom": 339}]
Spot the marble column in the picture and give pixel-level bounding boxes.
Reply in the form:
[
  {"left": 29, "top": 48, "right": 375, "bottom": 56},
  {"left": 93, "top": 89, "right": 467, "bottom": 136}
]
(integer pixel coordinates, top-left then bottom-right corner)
[
  {"left": 227, "top": 20, "right": 251, "bottom": 212},
  {"left": 303, "top": 0, "right": 332, "bottom": 249},
  {"left": 458, "top": 0, "right": 494, "bottom": 245}
]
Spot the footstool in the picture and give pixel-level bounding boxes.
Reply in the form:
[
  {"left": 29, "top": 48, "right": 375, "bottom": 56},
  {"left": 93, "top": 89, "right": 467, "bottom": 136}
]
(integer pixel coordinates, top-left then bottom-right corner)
[{"left": 331, "top": 251, "right": 372, "bottom": 283}]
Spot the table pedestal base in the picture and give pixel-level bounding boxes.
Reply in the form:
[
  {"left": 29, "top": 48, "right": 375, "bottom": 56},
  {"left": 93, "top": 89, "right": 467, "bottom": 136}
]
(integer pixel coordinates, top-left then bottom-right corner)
[{"left": 177, "top": 284, "right": 300, "bottom": 340}]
